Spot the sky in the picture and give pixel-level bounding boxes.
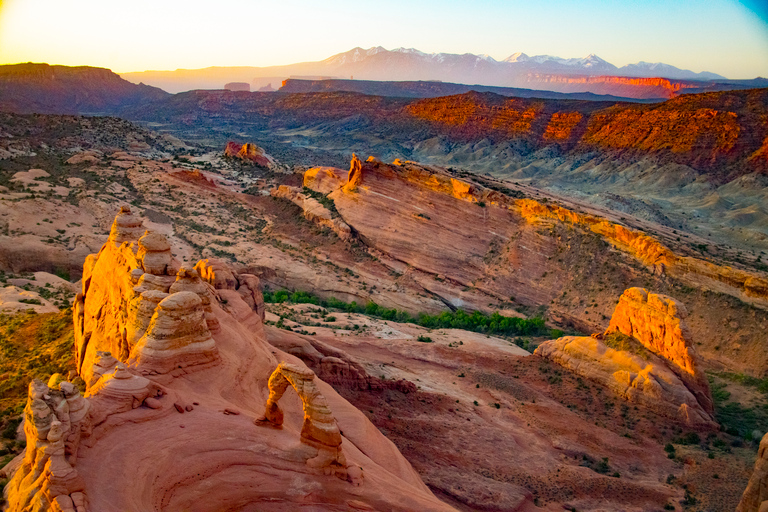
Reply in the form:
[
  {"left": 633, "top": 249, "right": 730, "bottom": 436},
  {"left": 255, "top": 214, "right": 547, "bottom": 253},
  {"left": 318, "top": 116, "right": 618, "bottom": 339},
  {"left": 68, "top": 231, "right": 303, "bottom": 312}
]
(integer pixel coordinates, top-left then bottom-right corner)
[{"left": 0, "top": 0, "right": 767, "bottom": 78}]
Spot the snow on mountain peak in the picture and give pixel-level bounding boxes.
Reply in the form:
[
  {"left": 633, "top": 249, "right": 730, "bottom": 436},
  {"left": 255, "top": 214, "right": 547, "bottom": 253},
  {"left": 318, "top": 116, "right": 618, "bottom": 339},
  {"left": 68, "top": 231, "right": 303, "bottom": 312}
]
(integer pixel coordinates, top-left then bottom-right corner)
[{"left": 504, "top": 52, "right": 530, "bottom": 63}]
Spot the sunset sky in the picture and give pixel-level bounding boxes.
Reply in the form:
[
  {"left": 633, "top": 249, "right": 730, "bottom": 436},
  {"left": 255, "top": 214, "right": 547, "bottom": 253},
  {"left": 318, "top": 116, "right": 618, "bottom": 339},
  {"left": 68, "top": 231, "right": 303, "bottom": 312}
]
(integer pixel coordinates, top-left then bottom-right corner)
[{"left": 0, "top": 0, "right": 767, "bottom": 78}]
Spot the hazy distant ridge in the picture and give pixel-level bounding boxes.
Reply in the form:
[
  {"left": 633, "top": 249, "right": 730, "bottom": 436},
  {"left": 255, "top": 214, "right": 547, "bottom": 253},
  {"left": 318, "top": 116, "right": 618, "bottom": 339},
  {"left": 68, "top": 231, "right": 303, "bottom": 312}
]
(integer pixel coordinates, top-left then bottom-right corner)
[{"left": 120, "top": 46, "right": 729, "bottom": 94}]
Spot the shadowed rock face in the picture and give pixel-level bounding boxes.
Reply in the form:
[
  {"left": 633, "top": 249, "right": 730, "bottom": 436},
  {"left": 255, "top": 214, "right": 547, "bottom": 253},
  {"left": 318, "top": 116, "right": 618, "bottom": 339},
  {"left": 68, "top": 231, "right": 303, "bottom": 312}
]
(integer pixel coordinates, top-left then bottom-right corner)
[
  {"left": 738, "top": 433, "right": 768, "bottom": 512},
  {"left": 536, "top": 288, "right": 715, "bottom": 428}
]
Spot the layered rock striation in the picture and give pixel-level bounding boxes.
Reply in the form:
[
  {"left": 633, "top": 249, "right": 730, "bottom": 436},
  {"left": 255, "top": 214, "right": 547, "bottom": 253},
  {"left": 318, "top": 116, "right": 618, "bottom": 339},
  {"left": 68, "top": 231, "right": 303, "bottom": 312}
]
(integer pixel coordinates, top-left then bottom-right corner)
[
  {"left": 303, "top": 156, "right": 768, "bottom": 310},
  {"left": 535, "top": 288, "right": 715, "bottom": 427},
  {"left": 271, "top": 185, "right": 352, "bottom": 241},
  {"left": 7, "top": 206, "right": 450, "bottom": 512}
]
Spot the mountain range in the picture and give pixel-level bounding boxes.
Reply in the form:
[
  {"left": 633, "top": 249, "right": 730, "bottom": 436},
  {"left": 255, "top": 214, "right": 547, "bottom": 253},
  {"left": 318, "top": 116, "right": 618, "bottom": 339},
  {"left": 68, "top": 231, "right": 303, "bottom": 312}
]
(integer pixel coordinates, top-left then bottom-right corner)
[{"left": 120, "top": 46, "right": 731, "bottom": 94}]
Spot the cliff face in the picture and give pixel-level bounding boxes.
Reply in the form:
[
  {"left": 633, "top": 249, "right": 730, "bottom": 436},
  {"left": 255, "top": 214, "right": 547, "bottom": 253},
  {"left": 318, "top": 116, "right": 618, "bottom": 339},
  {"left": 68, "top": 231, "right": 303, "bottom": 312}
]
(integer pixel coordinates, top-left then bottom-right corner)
[
  {"left": 126, "top": 87, "right": 768, "bottom": 178},
  {"left": 6, "top": 206, "right": 452, "bottom": 512},
  {"left": 536, "top": 287, "right": 715, "bottom": 428},
  {"left": 0, "top": 63, "right": 168, "bottom": 114}
]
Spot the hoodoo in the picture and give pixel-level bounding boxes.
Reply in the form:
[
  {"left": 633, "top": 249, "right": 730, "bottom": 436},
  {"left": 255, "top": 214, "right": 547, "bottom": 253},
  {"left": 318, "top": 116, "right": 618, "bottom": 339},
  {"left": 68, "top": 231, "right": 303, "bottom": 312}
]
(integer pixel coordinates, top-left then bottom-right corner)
[{"left": 4, "top": 207, "right": 454, "bottom": 512}]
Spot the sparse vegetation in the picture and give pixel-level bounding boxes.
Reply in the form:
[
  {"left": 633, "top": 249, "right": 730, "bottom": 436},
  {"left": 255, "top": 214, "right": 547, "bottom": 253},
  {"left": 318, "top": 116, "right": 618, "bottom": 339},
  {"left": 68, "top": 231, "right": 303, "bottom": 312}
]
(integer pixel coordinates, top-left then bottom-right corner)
[{"left": 263, "top": 288, "right": 547, "bottom": 336}]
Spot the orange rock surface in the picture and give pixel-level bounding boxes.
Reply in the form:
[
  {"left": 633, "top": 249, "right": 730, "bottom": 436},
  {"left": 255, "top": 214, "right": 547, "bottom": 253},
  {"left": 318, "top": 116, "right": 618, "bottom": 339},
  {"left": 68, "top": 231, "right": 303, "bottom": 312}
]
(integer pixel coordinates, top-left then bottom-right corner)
[
  {"left": 536, "top": 288, "right": 715, "bottom": 428},
  {"left": 7, "top": 207, "right": 456, "bottom": 512},
  {"left": 738, "top": 433, "right": 768, "bottom": 512},
  {"left": 606, "top": 287, "right": 712, "bottom": 414}
]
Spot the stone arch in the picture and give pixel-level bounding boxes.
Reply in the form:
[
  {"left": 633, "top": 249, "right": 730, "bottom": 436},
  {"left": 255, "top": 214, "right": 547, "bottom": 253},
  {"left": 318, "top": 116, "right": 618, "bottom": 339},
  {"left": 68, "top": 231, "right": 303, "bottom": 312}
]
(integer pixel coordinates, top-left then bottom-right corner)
[{"left": 261, "top": 363, "right": 347, "bottom": 474}]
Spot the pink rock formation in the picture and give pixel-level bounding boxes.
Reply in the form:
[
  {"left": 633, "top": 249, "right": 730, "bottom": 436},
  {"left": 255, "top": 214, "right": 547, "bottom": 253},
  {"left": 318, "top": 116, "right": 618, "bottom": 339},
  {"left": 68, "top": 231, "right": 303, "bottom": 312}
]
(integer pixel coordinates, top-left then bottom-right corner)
[
  {"left": 8, "top": 207, "right": 455, "bottom": 511},
  {"left": 606, "top": 287, "right": 713, "bottom": 414},
  {"left": 303, "top": 166, "right": 347, "bottom": 194},
  {"left": 738, "top": 433, "right": 768, "bottom": 511},
  {"left": 223, "top": 142, "right": 273, "bottom": 167},
  {"left": 342, "top": 154, "right": 363, "bottom": 193},
  {"left": 5, "top": 379, "right": 90, "bottom": 512},
  {"left": 260, "top": 363, "right": 350, "bottom": 479},
  {"left": 535, "top": 288, "right": 716, "bottom": 428}
]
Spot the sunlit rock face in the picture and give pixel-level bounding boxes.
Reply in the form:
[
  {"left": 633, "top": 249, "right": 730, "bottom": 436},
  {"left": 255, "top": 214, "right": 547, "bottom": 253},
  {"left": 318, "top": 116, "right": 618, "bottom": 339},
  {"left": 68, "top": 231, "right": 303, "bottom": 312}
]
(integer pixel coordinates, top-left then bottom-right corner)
[
  {"left": 738, "top": 433, "right": 768, "bottom": 512},
  {"left": 606, "top": 287, "right": 713, "bottom": 415},
  {"left": 535, "top": 288, "right": 716, "bottom": 428},
  {"left": 18, "top": 206, "right": 451, "bottom": 512}
]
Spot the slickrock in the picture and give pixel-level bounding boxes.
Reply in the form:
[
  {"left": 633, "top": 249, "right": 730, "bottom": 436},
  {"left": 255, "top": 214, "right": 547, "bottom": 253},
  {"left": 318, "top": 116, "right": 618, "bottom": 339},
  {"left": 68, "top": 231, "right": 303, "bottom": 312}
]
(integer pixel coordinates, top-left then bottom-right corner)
[
  {"left": 308, "top": 156, "right": 768, "bottom": 311},
  {"left": 271, "top": 185, "right": 352, "bottom": 241},
  {"left": 737, "top": 433, "right": 768, "bottom": 512},
  {"left": 606, "top": 287, "right": 713, "bottom": 414},
  {"left": 261, "top": 363, "right": 350, "bottom": 478},
  {"left": 39, "top": 207, "right": 451, "bottom": 511},
  {"left": 65, "top": 151, "right": 100, "bottom": 165},
  {"left": 303, "top": 166, "right": 347, "bottom": 194},
  {"left": 535, "top": 289, "right": 716, "bottom": 428}
]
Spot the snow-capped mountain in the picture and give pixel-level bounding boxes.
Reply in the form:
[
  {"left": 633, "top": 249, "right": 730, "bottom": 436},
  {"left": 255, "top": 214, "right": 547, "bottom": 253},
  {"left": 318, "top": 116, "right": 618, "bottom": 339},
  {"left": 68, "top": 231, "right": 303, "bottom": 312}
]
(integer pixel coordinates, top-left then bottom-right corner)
[{"left": 121, "top": 46, "right": 728, "bottom": 94}]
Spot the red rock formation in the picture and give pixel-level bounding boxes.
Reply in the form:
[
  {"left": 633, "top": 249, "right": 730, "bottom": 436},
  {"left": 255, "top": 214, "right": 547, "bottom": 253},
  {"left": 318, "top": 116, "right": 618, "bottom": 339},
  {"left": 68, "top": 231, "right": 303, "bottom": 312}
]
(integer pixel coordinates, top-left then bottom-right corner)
[
  {"left": 171, "top": 169, "right": 216, "bottom": 188},
  {"left": 738, "top": 433, "right": 768, "bottom": 511},
  {"left": 342, "top": 154, "right": 363, "bottom": 193},
  {"left": 536, "top": 288, "right": 715, "bottom": 427},
  {"left": 259, "top": 363, "right": 351, "bottom": 480},
  {"left": 9, "top": 207, "right": 455, "bottom": 511},
  {"left": 606, "top": 287, "right": 712, "bottom": 414},
  {"left": 223, "top": 141, "right": 273, "bottom": 167}
]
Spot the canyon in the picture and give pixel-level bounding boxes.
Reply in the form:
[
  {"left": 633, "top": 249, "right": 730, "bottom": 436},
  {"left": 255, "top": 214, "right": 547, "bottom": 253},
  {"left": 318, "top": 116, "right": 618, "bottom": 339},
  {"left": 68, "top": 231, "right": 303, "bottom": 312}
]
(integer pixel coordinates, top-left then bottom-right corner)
[{"left": 0, "top": 71, "right": 767, "bottom": 510}]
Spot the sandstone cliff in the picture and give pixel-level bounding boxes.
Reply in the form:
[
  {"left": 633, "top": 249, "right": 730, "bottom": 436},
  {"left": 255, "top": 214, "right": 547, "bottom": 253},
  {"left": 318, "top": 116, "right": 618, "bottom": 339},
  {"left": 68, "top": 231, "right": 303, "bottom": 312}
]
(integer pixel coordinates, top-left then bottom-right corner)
[
  {"left": 5, "top": 207, "right": 454, "bottom": 512},
  {"left": 738, "top": 433, "right": 768, "bottom": 512},
  {"left": 307, "top": 156, "right": 768, "bottom": 312},
  {"left": 535, "top": 288, "right": 715, "bottom": 428}
]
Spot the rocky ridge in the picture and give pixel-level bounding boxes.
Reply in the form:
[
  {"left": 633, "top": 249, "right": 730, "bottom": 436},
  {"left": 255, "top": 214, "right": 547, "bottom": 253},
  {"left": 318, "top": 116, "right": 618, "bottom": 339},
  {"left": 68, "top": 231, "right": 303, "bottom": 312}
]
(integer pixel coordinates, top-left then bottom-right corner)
[
  {"left": 304, "top": 156, "right": 768, "bottom": 311},
  {"left": 738, "top": 433, "right": 768, "bottom": 512}
]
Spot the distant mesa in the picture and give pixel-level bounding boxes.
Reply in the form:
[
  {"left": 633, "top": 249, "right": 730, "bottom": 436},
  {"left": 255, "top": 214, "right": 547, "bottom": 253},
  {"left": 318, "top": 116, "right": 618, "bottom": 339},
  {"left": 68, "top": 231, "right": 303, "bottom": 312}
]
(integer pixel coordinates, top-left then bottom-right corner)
[
  {"left": 257, "top": 83, "right": 275, "bottom": 92},
  {"left": 224, "top": 82, "right": 250, "bottom": 92}
]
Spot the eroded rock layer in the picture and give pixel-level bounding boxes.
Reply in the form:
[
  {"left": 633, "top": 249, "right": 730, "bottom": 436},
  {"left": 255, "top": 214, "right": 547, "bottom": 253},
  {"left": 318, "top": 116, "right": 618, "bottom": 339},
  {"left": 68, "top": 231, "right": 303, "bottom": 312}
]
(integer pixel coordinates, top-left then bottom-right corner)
[
  {"left": 8, "top": 207, "right": 451, "bottom": 512},
  {"left": 535, "top": 288, "right": 715, "bottom": 428}
]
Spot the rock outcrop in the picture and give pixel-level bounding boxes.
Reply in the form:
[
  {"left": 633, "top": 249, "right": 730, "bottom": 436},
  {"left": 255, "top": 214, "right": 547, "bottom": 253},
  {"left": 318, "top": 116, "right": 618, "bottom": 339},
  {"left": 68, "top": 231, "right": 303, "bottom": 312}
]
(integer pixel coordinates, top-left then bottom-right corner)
[
  {"left": 259, "top": 363, "right": 350, "bottom": 479},
  {"left": 342, "top": 154, "right": 363, "bottom": 193},
  {"left": 74, "top": 207, "right": 222, "bottom": 384},
  {"left": 5, "top": 378, "right": 90, "bottom": 512},
  {"left": 738, "top": 433, "right": 768, "bottom": 512},
  {"left": 271, "top": 185, "right": 352, "bottom": 241},
  {"left": 6, "top": 207, "right": 455, "bottom": 512},
  {"left": 606, "top": 287, "right": 712, "bottom": 414},
  {"left": 223, "top": 141, "right": 273, "bottom": 167},
  {"left": 535, "top": 288, "right": 716, "bottom": 428}
]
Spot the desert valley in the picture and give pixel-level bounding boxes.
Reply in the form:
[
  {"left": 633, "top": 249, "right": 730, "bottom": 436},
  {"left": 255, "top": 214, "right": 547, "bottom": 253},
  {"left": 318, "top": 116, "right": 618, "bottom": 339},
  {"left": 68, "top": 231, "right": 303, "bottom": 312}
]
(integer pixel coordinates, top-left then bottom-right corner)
[{"left": 1, "top": 4, "right": 768, "bottom": 510}]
